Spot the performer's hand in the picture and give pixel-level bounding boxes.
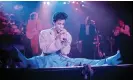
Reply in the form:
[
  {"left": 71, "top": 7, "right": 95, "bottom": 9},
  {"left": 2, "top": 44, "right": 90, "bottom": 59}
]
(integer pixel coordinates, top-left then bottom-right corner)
[
  {"left": 59, "top": 28, "right": 67, "bottom": 34},
  {"left": 119, "top": 26, "right": 130, "bottom": 36},
  {"left": 60, "top": 34, "right": 67, "bottom": 42},
  {"left": 56, "top": 29, "right": 68, "bottom": 42},
  {"left": 120, "top": 28, "right": 124, "bottom": 33}
]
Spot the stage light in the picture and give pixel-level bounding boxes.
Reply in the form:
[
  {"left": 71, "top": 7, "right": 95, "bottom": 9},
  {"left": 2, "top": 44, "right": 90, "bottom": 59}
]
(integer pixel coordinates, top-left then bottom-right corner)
[
  {"left": 43, "top": 2, "right": 46, "bottom": 5},
  {"left": 75, "top": 8, "right": 78, "bottom": 10},
  {"left": 82, "top": 4, "right": 85, "bottom": 7},
  {"left": 14, "top": 5, "right": 23, "bottom": 10},
  {"left": 47, "top": 2, "right": 50, "bottom": 5},
  {"left": 72, "top": 1, "right": 75, "bottom": 4},
  {"left": 76, "top": 2, "right": 79, "bottom": 4},
  {"left": 63, "top": 2, "right": 66, "bottom": 4}
]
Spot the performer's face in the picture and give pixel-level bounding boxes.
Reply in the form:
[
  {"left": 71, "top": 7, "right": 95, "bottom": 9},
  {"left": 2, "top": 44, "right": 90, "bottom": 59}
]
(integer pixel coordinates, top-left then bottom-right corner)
[
  {"left": 85, "top": 16, "right": 91, "bottom": 24},
  {"left": 54, "top": 19, "right": 65, "bottom": 32},
  {"left": 119, "top": 20, "right": 124, "bottom": 27},
  {"left": 31, "top": 14, "right": 38, "bottom": 20}
]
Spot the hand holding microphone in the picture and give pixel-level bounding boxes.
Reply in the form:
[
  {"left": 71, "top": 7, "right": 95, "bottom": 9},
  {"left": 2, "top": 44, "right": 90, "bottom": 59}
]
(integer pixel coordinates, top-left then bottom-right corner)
[
  {"left": 56, "top": 29, "right": 68, "bottom": 42},
  {"left": 59, "top": 29, "right": 68, "bottom": 42}
]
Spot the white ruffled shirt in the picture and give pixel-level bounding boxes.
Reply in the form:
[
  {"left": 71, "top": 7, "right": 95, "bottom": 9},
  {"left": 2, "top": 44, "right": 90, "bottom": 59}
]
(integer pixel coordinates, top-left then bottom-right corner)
[{"left": 39, "top": 28, "right": 72, "bottom": 56}]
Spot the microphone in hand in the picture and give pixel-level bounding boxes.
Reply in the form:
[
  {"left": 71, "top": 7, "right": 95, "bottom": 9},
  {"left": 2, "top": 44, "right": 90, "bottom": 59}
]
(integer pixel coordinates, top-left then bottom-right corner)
[{"left": 59, "top": 29, "right": 68, "bottom": 42}]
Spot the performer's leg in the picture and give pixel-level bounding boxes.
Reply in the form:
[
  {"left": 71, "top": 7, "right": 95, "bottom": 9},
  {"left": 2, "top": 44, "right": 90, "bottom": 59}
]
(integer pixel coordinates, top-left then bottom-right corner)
[
  {"left": 106, "top": 50, "right": 122, "bottom": 65},
  {"left": 22, "top": 36, "right": 33, "bottom": 58},
  {"left": 67, "top": 50, "right": 122, "bottom": 66},
  {"left": 14, "top": 46, "right": 39, "bottom": 68},
  {"left": 13, "top": 46, "right": 28, "bottom": 68},
  {"left": 13, "top": 46, "right": 122, "bottom": 68}
]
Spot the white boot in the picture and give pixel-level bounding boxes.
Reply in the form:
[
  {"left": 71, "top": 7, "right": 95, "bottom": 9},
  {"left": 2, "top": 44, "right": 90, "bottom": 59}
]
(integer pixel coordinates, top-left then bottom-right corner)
[{"left": 106, "top": 50, "right": 122, "bottom": 65}]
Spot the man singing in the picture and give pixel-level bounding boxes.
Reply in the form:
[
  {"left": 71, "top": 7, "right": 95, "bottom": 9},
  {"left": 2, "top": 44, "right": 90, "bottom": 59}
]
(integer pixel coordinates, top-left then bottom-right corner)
[{"left": 13, "top": 12, "right": 122, "bottom": 68}]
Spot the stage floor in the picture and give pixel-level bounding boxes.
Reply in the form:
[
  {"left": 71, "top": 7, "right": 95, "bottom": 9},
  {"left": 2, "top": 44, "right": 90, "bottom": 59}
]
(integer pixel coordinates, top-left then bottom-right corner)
[{"left": 0, "top": 64, "right": 133, "bottom": 80}]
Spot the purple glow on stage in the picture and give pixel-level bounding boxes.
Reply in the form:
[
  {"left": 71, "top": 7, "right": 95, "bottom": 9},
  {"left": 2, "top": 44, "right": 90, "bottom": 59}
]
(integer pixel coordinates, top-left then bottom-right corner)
[{"left": 1, "top": 1, "right": 126, "bottom": 42}]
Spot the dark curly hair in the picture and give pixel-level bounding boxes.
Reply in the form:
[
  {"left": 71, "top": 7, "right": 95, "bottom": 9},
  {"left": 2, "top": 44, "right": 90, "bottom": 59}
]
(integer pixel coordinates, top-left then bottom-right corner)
[{"left": 53, "top": 12, "right": 68, "bottom": 22}]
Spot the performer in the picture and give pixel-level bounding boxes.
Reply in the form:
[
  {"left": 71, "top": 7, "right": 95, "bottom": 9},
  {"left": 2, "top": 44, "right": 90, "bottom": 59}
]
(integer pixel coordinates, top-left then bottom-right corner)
[
  {"left": 26, "top": 12, "right": 43, "bottom": 56},
  {"left": 113, "top": 19, "right": 132, "bottom": 64},
  {"left": 79, "top": 16, "right": 96, "bottom": 59},
  {"left": 12, "top": 12, "right": 122, "bottom": 68}
]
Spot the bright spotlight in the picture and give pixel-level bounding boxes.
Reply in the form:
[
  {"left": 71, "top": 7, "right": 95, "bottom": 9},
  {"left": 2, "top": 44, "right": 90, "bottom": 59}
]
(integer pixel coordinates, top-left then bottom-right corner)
[
  {"left": 72, "top": 1, "right": 75, "bottom": 4},
  {"left": 47, "top": 2, "right": 50, "bottom": 5},
  {"left": 43, "top": 2, "right": 46, "bottom": 5},
  {"left": 75, "top": 8, "right": 78, "bottom": 10},
  {"left": 14, "top": 5, "right": 23, "bottom": 10},
  {"left": 82, "top": 4, "right": 85, "bottom": 7},
  {"left": 63, "top": 2, "right": 66, "bottom": 4}
]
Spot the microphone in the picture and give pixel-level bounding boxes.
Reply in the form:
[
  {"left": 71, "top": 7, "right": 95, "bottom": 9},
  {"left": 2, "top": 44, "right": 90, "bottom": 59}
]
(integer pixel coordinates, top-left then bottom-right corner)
[
  {"left": 56, "top": 29, "right": 67, "bottom": 41},
  {"left": 63, "top": 38, "right": 67, "bottom": 41},
  {"left": 60, "top": 29, "right": 68, "bottom": 42}
]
